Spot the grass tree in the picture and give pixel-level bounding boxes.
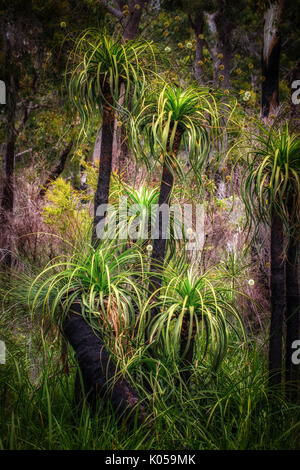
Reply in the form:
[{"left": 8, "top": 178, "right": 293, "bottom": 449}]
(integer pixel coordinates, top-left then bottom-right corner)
[
  {"left": 128, "top": 84, "right": 224, "bottom": 373},
  {"left": 143, "top": 266, "right": 245, "bottom": 378},
  {"left": 29, "top": 239, "right": 148, "bottom": 425},
  {"left": 242, "top": 124, "right": 300, "bottom": 392},
  {"left": 130, "top": 85, "right": 221, "bottom": 296},
  {"left": 68, "top": 31, "right": 149, "bottom": 245},
  {"left": 55, "top": 32, "right": 151, "bottom": 421}
]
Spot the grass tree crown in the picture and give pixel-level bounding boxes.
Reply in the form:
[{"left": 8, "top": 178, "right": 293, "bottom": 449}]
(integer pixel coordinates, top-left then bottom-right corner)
[
  {"left": 130, "top": 84, "right": 223, "bottom": 180},
  {"left": 242, "top": 123, "right": 300, "bottom": 238},
  {"left": 68, "top": 31, "right": 152, "bottom": 136}
]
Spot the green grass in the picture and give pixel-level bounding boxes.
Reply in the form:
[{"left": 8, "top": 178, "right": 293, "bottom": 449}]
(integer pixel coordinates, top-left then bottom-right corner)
[
  {"left": 1, "top": 237, "right": 299, "bottom": 450},
  {"left": 1, "top": 321, "right": 299, "bottom": 450}
]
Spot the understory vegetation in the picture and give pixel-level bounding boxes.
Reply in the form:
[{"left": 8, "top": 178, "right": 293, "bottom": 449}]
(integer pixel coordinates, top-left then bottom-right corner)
[{"left": 1, "top": 0, "right": 300, "bottom": 451}]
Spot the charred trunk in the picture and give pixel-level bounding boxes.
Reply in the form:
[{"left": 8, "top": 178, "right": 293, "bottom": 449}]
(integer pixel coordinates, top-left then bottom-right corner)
[
  {"left": 290, "top": 60, "right": 300, "bottom": 132},
  {"left": 149, "top": 129, "right": 183, "bottom": 295},
  {"left": 1, "top": 26, "right": 18, "bottom": 267},
  {"left": 179, "top": 317, "right": 197, "bottom": 382},
  {"left": 269, "top": 210, "right": 285, "bottom": 388},
  {"left": 285, "top": 197, "right": 300, "bottom": 401},
  {"left": 63, "top": 302, "right": 147, "bottom": 426},
  {"left": 92, "top": 83, "right": 115, "bottom": 245}
]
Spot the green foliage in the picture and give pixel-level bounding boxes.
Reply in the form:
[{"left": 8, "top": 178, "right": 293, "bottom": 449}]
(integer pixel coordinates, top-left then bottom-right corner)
[
  {"left": 42, "top": 177, "right": 91, "bottom": 242},
  {"left": 1, "top": 1, "right": 300, "bottom": 449},
  {"left": 242, "top": 123, "right": 300, "bottom": 238},
  {"left": 68, "top": 31, "right": 152, "bottom": 138},
  {"left": 142, "top": 265, "right": 245, "bottom": 371},
  {"left": 109, "top": 183, "right": 185, "bottom": 256},
  {"left": 28, "top": 239, "right": 147, "bottom": 358},
  {"left": 130, "top": 84, "right": 223, "bottom": 181},
  {"left": 1, "top": 322, "right": 300, "bottom": 450}
]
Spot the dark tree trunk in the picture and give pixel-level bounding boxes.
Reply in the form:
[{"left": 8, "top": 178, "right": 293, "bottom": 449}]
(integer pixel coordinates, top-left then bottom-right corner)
[
  {"left": 63, "top": 303, "right": 147, "bottom": 427},
  {"left": 39, "top": 141, "right": 73, "bottom": 197},
  {"left": 269, "top": 210, "right": 285, "bottom": 388},
  {"left": 92, "top": 83, "right": 115, "bottom": 245},
  {"left": 261, "top": 0, "right": 283, "bottom": 119},
  {"left": 0, "top": 25, "right": 18, "bottom": 267},
  {"left": 290, "top": 60, "right": 300, "bottom": 132},
  {"left": 285, "top": 197, "right": 300, "bottom": 401},
  {"left": 179, "top": 316, "right": 197, "bottom": 382},
  {"left": 149, "top": 129, "right": 183, "bottom": 295},
  {"left": 1, "top": 108, "right": 16, "bottom": 214},
  {"left": 149, "top": 162, "right": 174, "bottom": 291},
  {"left": 1, "top": 57, "right": 16, "bottom": 214}
]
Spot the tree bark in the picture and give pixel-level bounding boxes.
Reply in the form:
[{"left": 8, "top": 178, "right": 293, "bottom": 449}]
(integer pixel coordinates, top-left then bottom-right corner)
[
  {"left": 149, "top": 129, "right": 183, "bottom": 295},
  {"left": 290, "top": 60, "right": 300, "bottom": 132},
  {"left": 261, "top": 0, "right": 284, "bottom": 119},
  {"left": 92, "top": 83, "right": 115, "bottom": 245},
  {"left": 0, "top": 24, "right": 18, "bottom": 267},
  {"left": 63, "top": 302, "right": 147, "bottom": 427},
  {"left": 285, "top": 197, "right": 300, "bottom": 401},
  {"left": 179, "top": 316, "right": 197, "bottom": 382},
  {"left": 269, "top": 210, "right": 285, "bottom": 388},
  {"left": 1, "top": 93, "right": 16, "bottom": 214}
]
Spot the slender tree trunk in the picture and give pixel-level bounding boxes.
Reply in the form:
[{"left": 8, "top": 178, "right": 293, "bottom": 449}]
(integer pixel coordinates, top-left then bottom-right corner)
[
  {"left": 1, "top": 88, "right": 16, "bottom": 214},
  {"left": 92, "top": 83, "right": 115, "bottom": 245},
  {"left": 149, "top": 162, "right": 174, "bottom": 292},
  {"left": 39, "top": 141, "right": 73, "bottom": 197},
  {"left": 290, "top": 60, "right": 300, "bottom": 132},
  {"left": 269, "top": 210, "right": 285, "bottom": 388},
  {"left": 99, "top": 2, "right": 146, "bottom": 185},
  {"left": 149, "top": 129, "right": 183, "bottom": 295},
  {"left": 261, "top": 0, "right": 284, "bottom": 119},
  {"left": 63, "top": 303, "right": 147, "bottom": 426},
  {"left": 1, "top": 26, "right": 18, "bottom": 267},
  {"left": 285, "top": 197, "right": 300, "bottom": 401},
  {"left": 179, "top": 316, "right": 197, "bottom": 381}
]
